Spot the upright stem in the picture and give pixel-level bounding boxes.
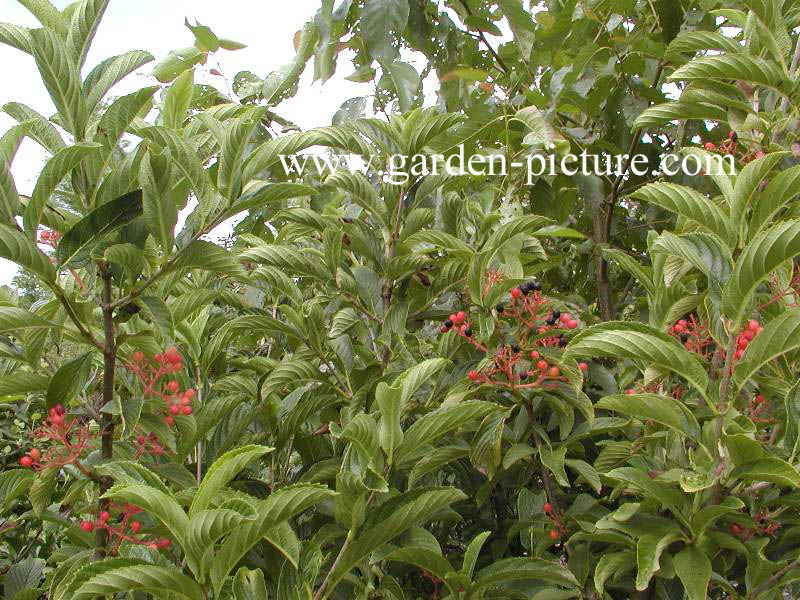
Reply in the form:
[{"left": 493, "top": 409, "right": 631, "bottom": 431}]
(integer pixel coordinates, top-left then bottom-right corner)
[{"left": 94, "top": 263, "right": 116, "bottom": 560}]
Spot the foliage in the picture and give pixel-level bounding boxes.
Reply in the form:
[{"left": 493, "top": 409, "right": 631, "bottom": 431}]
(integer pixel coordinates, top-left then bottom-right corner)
[{"left": 2, "top": 0, "right": 800, "bottom": 599}]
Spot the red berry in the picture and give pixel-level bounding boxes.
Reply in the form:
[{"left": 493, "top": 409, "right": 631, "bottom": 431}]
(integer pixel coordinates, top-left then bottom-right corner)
[
  {"left": 560, "top": 313, "right": 571, "bottom": 324},
  {"left": 548, "top": 529, "right": 560, "bottom": 541},
  {"left": 99, "top": 511, "right": 110, "bottom": 522},
  {"left": 51, "top": 414, "right": 64, "bottom": 426},
  {"left": 164, "top": 416, "right": 175, "bottom": 426},
  {"left": 547, "top": 366, "right": 561, "bottom": 378},
  {"left": 439, "top": 325, "right": 448, "bottom": 334},
  {"left": 543, "top": 502, "right": 553, "bottom": 513},
  {"left": 729, "top": 130, "right": 736, "bottom": 140},
  {"left": 29, "top": 448, "right": 41, "bottom": 461},
  {"left": 210, "top": 68, "right": 222, "bottom": 76},
  {"left": 164, "top": 347, "right": 182, "bottom": 364},
  {"left": 158, "top": 538, "right": 172, "bottom": 549},
  {"left": 536, "top": 360, "right": 548, "bottom": 371},
  {"left": 133, "top": 351, "right": 144, "bottom": 362},
  {"left": 678, "top": 319, "right": 688, "bottom": 327},
  {"left": 467, "top": 370, "right": 480, "bottom": 381},
  {"left": 734, "top": 350, "right": 744, "bottom": 359},
  {"left": 130, "top": 521, "right": 141, "bottom": 533},
  {"left": 180, "top": 396, "right": 192, "bottom": 406},
  {"left": 737, "top": 338, "right": 748, "bottom": 349},
  {"left": 19, "top": 455, "right": 33, "bottom": 467},
  {"left": 80, "top": 520, "right": 94, "bottom": 533},
  {"left": 448, "top": 314, "right": 457, "bottom": 324},
  {"left": 181, "top": 405, "right": 192, "bottom": 415},
  {"left": 530, "top": 351, "right": 540, "bottom": 359},
  {"left": 166, "top": 380, "right": 179, "bottom": 392},
  {"left": 626, "top": 389, "right": 636, "bottom": 395},
  {"left": 579, "top": 362, "right": 588, "bottom": 372},
  {"left": 566, "top": 320, "right": 578, "bottom": 329},
  {"left": 755, "top": 150, "right": 765, "bottom": 159},
  {"left": 730, "top": 523, "right": 743, "bottom": 534},
  {"left": 755, "top": 394, "right": 765, "bottom": 404},
  {"left": 748, "top": 320, "right": 760, "bottom": 332},
  {"left": 511, "top": 288, "right": 522, "bottom": 299},
  {"left": 169, "top": 404, "right": 180, "bottom": 415},
  {"left": 54, "top": 403, "right": 65, "bottom": 415},
  {"left": 183, "top": 389, "right": 195, "bottom": 400},
  {"left": 704, "top": 142, "right": 716, "bottom": 151},
  {"left": 742, "top": 330, "right": 755, "bottom": 341},
  {"left": 672, "top": 324, "right": 684, "bottom": 334},
  {"left": 455, "top": 311, "right": 466, "bottom": 324}
]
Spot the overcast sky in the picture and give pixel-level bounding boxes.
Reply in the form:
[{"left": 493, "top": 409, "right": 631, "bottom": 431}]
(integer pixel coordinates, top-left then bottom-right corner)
[{"left": 0, "top": 0, "right": 376, "bottom": 285}]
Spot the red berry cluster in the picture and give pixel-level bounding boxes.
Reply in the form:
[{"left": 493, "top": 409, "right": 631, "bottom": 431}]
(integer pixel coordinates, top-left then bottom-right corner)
[
  {"left": 543, "top": 502, "right": 563, "bottom": 541},
  {"left": 132, "top": 431, "right": 171, "bottom": 460},
  {"left": 440, "top": 279, "right": 586, "bottom": 389},
  {"left": 37, "top": 228, "right": 62, "bottom": 248},
  {"left": 747, "top": 393, "right": 775, "bottom": 426},
  {"left": 733, "top": 319, "right": 762, "bottom": 361},
  {"left": 670, "top": 316, "right": 714, "bottom": 358},
  {"left": 126, "top": 348, "right": 194, "bottom": 428},
  {"left": 79, "top": 503, "right": 172, "bottom": 553},
  {"left": 701, "top": 131, "right": 765, "bottom": 165},
  {"left": 19, "top": 404, "right": 95, "bottom": 474},
  {"left": 729, "top": 511, "right": 781, "bottom": 539}
]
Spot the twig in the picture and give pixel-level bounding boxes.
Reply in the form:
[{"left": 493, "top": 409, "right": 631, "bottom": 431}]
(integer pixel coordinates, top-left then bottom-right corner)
[{"left": 457, "top": 0, "right": 509, "bottom": 73}]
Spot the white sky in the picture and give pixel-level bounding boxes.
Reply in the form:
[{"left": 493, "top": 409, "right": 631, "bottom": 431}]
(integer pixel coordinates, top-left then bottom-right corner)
[{"left": 0, "top": 0, "right": 374, "bottom": 285}]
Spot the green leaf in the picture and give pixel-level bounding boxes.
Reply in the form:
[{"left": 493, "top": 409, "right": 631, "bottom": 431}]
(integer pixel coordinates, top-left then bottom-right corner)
[
  {"left": 30, "top": 467, "right": 58, "bottom": 518},
  {"left": 669, "top": 54, "right": 789, "bottom": 94},
  {"left": 674, "top": 546, "right": 711, "bottom": 600},
  {"left": 262, "top": 22, "right": 317, "bottom": 106},
  {"left": 163, "top": 69, "right": 194, "bottom": 129},
  {"left": 512, "top": 106, "right": 570, "bottom": 154},
  {"left": 462, "top": 531, "right": 491, "bottom": 579},
  {"left": 667, "top": 31, "right": 743, "bottom": 56},
  {"left": 376, "top": 382, "right": 403, "bottom": 464},
  {"left": 730, "top": 457, "right": 800, "bottom": 487},
  {"left": 383, "top": 60, "right": 420, "bottom": 112},
  {"left": 84, "top": 50, "right": 154, "bottom": 109},
  {"left": 17, "top": 0, "right": 68, "bottom": 36},
  {"left": 596, "top": 394, "right": 701, "bottom": 441},
  {"left": 173, "top": 240, "right": 246, "bottom": 276},
  {"left": 730, "top": 152, "right": 787, "bottom": 241},
  {"left": 3, "top": 102, "right": 66, "bottom": 153},
  {"left": 24, "top": 143, "right": 101, "bottom": 236},
  {"left": 0, "top": 22, "right": 33, "bottom": 54},
  {"left": 66, "top": 0, "right": 109, "bottom": 69},
  {"left": 0, "top": 372, "right": 50, "bottom": 395},
  {"left": 56, "top": 189, "right": 143, "bottom": 267},
  {"left": 722, "top": 220, "right": 800, "bottom": 326},
  {"left": 218, "top": 110, "right": 263, "bottom": 201},
  {"left": 232, "top": 567, "right": 268, "bottom": 600},
  {"left": 71, "top": 564, "right": 205, "bottom": 600},
  {"left": 636, "top": 533, "right": 682, "bottom": 590},
  {"left": 29, "top": 27, "right": 86, "bottom": 137},
  {"left": 102, "top": 484, "right": 189, "bottom": 549},
  {"left": 600, "top": 248, "right": 655, "bottom": 295},
  {"left": 326, "top": 488, "right": 466, "bottom": 594},
  {"left": 4, "top": 558, "right": 44, "bottom": 600},
  {"left": 0, "top": 155, "right": 20, "bottom": 224},
  {"left": 190, "top": 445, "right": 272, "bottom": 517},
  {"left": 733, "top": 308, "right": 800, "bottom": 391},
  {"left": 565, "top": 327, "right": 709, "bottom": 401},
  {"left": 750, "top": 165, "right": 800, "bottom": 238},
  {"left": 223, "top": 182, "right": 317, "bottom": 221},
  {"left": 185, "top": 18, "right": 219, "bottom": 52},
  {"left": 0, "top": 223, "right": 56, "bottom": 283},
  {"left": 210, "top": 484, "right": 335, "bottom": 598},
  {"left": 361, "top": 0, "right": 409, "bottom": 60},
  {"left": 630, "top": 182, "right": 735, "bottom": 247},
  {"left": 46, "top": 352, "right": 92, "bottom": 409},
  {"left": 152, "top": 46, "right": 204, "bottom": 83},
  {"left": 139, "top": 149, "right": 177, "bottom": 253}
]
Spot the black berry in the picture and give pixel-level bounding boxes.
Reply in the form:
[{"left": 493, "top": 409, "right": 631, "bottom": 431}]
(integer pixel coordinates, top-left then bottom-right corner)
[
  {"left": 519, "top": 370, "right": 528, "bottom": 380},
  {"left": 511, "top": 344, "right": 520, "bottom": 353},
  {"left": 464, "top": 327, "right": 473, "bottom": 337},
  {"left": 496, "top": 304, "right": 504, "bottom": 313},
  {"left": 444, "top": 319, "right": 453, "bottom": 329},
  {"left": 552, "top": 310, "right": 561, "bottom": 320},
  {"left": 532, "top": 281, "right": 542, "bottom": 291},
  {"left": 545, "top": 318, "right": 556, "bottom": 326}
]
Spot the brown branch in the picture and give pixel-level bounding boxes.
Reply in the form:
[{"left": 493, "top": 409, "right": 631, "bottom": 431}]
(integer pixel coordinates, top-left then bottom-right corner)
[{"left": 457, "top": 0, "right": 509, "bottom": 74}]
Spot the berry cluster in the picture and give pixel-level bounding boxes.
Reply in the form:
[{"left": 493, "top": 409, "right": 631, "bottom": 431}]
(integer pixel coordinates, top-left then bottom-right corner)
[
  {"left": 729, "top": 511, "right": 781, "bottom": 539},
  {"left": 132, "top": 431, "right": 171, "bottom": 460},
  {"left": 701, "top": 131, "right": 765, "bottom": 165},
  {"left": 747, "top": 393, "right": 775, "bottom": 426},
  {"left": 440, "top": 279, "right": 586, "bottom": 390},
  {"left": 733, "top": 319, "right": 762, "bottom": 361},
  {"left": 19, "top": 404, "right": 95, "bottom": 474},
  {"left": 79, "top": 503, "right": 172, "bottom": 553},
  {"left": 671, "top": 316, "right": 714, "bottom": 358},
  {"left": 126, "top": 348, "right": 194, "bottom": 428},
  {"left": 543, "top": 502, "right": 563, "bottom": 542},
  {"left": 37, "top": 228, "right": 62, "bottom": 248}
]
